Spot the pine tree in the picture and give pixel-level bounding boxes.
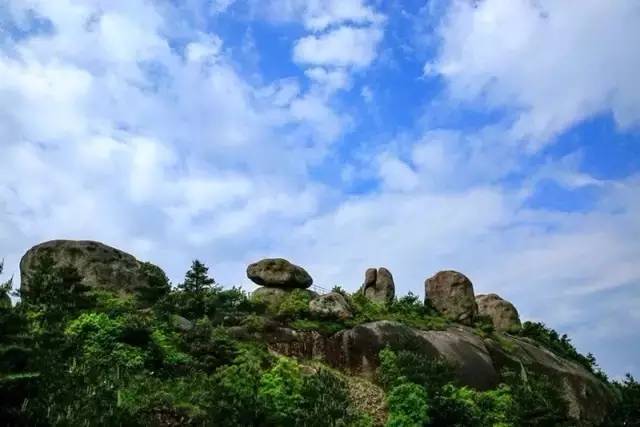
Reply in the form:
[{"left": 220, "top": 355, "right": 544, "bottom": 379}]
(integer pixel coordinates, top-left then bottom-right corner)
[{"left": 179, "top": 260, "right": 216, "bottom": 293}]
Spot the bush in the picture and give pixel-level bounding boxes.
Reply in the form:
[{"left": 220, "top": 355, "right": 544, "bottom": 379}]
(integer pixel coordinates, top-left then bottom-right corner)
[
  {"left": 378, "top": 347, "right": 456, "bottom": 392},
  {"left": 258, "top": 357, "right": 304, "bottom": 425},
  {"left": 299, "top": 368, "right": 352, "bottom": 426},
  {"left": 386, "top": 382, "right": 429, "bottom": 427},
  {"left": 276, "top": 289, "right": 312, "bottom": 320}
]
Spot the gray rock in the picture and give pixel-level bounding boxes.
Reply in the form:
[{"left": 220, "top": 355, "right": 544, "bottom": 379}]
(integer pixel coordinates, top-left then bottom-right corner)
[
  {"left": 240, "top": 320, "right": 614, "bottom": 425},
  {"left": 425, "top": 270, "right": 477, "bottom": 325},
  {"left": 171, "top": 314, "right": 194, "bottom": 332},
  {"left": 476, "top": 293, "right": 521, "bottom": 332},
  {"left": 361, "top": 267, "right": 395, "bottom": 304},
  {"left": 309, "top": 292, "right": 352, "bottom": 320},
  {"left": 20, "top": 240, "right": 169, "bottom": 304},
  {"left": 246, "top": 258, "right": 313, "bottom": 288}
]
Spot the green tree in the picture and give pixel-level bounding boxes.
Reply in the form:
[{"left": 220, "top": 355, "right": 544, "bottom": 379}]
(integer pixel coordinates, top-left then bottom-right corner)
[
  {"left": 258, "top": 357, "right": 304, "bottom": 425},
  {"left": 608, "top": 374, "right": 640, "bottom": 426},
  {"left": 386, "top": 382, "right": 429, "bottom": 427},
  {"left": 179, "top": 260, "right": 216, "bottom": 293}
]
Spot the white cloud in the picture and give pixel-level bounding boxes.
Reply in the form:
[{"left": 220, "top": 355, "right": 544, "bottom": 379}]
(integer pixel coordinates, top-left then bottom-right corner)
[
  {"left": 260, "top": 0, "right": 384, "bottom": 31},
  {"left": 293, "top": 25, "right": 384, "bottom": 68},
  {"left": 426, "top": 0, "right": 640, "bottom": 147}
]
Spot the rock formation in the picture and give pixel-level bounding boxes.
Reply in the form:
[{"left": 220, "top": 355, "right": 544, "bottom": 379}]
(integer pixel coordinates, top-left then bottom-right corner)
[
  {"left": 425, "top": 270, "right": 477, "bottom": 325},
  {"left": 247, "top": 258, "right": 313, "bottom": 289},
  {"left": 361, "top": 267, "right": 395, "bottom": 304},
  {"left": 309, "top": 292, "right": 352, "bottom": 320},
  {"left": 20, "top": 240, "right": 169, "bottom": 304},
  {"left": 476, "top": 293, "right": 521, "bottom": 332},
  {"left": 231, "top": 320, "right": 614, "bottom": 425}
]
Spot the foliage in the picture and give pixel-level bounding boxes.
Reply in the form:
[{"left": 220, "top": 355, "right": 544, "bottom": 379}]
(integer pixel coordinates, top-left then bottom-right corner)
[
  {"left": 348, "top": 292, "right": 447, "bottom": 331},
  {"left": 386, "top": 382, "right": 429, "bottom": 427},
  {"left": 298, "top": 367, "right": 353, "bottom": 426},
  {"left": 276, "top": 288, "right": 312, "bottom": 320},
  {"left": 518, "top": 321, "right": 607, "bottom": 380},
  {"left": 289, "top": 318, "right": 345, "bottom": 335},
  {"left": 606, "top": 374, "right": 640, "bottom": 426},
  {"left": 378, "top": 347, "right": 456, "bottom": 392},
  {"left": 258, "top": 357, "right": 305, "bottom": 425},
  {"left": 178, "top": 260, "right": 217, "bottom": 293},
  {"left": 501, "top": 368, "right": 574, "bottom": 426}
]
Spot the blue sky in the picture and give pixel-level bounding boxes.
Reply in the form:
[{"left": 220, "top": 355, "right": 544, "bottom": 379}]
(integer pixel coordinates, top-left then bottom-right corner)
[{"left": 1, "top": 0, "right": 639, "bottom": 378}]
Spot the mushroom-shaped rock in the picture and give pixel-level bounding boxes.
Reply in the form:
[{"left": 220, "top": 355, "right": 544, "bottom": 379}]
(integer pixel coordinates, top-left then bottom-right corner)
[
  {"left": 20, "top": 240, "right": 170, "bottom": 304},
  {"left": 425, "top": 270, "right": 477, "bottom": 325},
  {"left": 309, "top": 292, "right": 352, "bottom": 320},
  {"left": 246, "top": 258, "right": 312, "bottom": 289},
  {"left": 476, "top": 293, "right": 521, "bottom": 332},
  {"left": 361, "top": 267, "right": 395, "bottom": 304}
]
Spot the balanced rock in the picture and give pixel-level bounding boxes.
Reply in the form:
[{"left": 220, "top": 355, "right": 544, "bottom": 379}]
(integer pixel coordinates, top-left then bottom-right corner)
[
  {"left": 246, "top": 258, "right": 312, "bottom": 289},
  {"left": 476, "top": 293, "right": 521, "bottom": 332},
  {"left": 425, "top": 270, "right": 477, "bottom": 325},
  {"left": 20, "top": 240, "right": 169, "bottom": 304},
  {"left": 361, "top": 267, "right": 395, "bottom": 304},
  {"left": 309, "top": 292, "right": 352, "bottom": 320}
]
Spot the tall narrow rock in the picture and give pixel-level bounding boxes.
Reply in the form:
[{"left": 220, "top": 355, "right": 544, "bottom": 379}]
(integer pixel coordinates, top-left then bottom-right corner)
[{"left": 361, "top": 267, "right": 395, "bottom": 304}]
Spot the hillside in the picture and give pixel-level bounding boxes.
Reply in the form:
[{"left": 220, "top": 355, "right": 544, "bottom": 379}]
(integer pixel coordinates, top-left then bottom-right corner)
[{"left": 0, "top": 240, "right": 638, "bottom": 426}]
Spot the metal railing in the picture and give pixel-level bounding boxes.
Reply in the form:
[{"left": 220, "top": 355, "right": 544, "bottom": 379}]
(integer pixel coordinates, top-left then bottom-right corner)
[{"left": 310, "top": 283, "right": 329, "bottom": 294}]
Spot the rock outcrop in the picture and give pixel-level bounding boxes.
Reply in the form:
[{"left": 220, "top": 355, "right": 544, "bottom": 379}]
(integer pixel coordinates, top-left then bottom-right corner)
[
  {"left": 231, "top": 320, "right": 614, "bottom": 425},
  {"left": 309, "top": 292, "right": 352, "bottom": 320},
  {"left": 247, "top": 258, "right": 313, "bottom": 289},
  {"left": 20, "top": 240, "right": 169, "bottom": 303},
  {"left": 476, "top": 293, "right": 521, "bottom": 332},
  {"left": 425, "top": 270, "right": 477, "bottom": 325},
  {"left": 361, "top": 267, "right": 395, "bottom": 304}
]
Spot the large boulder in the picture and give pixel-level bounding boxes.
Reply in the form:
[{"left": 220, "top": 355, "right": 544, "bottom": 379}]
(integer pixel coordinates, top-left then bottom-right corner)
[
  {"left": 20, "top": 240, "right": 169, "bottom": 304},
  {"left": 246, "top": 258, "right": 312, "bottom": 289},
  {"left": 425, "top": 270, "right": 477, "bottom": 325},
  {"left": 309, "top": 292, "right": 352, "bottom": 320},
  {"left": 233, "top": 320, "right": 615, "bottom": 425},
  {"left": 476, "top": 293, "right": 521, "bottom": 332},
  {"left": 361, "top": 267, "right": 395, "bottom": 304}
]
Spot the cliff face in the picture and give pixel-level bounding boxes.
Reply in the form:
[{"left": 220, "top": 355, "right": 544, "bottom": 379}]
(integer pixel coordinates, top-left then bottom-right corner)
[{"left": 231, "top": 320, "right": 615, "bottom": 426}]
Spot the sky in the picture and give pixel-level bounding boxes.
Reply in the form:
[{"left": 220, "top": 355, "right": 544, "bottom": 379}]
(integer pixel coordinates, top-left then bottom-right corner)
[{"left": 0, "top": 0, "right": 639, "bottom": 378}]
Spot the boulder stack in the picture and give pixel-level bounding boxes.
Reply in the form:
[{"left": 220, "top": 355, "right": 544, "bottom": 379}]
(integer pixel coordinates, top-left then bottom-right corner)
[
  {"left": 476, "top": 293, "right": 521, "bottom": 332},
  {"left": 248, "top": 258, "right": 315, "bottom": 310},
  {"left": 425, "top": 270, "right": 477, "bottom": 325},
  {"left": 361, "top": 267, "right": 395, "bottom": 304}
]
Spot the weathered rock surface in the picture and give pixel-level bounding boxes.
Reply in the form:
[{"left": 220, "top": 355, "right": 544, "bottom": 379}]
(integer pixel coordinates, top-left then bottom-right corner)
[
  {"left": 309, "top": 292, "right": 352, "bottom": 320},
  {"left": 425, "top": 270, "right": 477, "bottom": 325},
  {"left": 476, "top": 293, "right": 521, "bottom": 332},
  {"left": 252, "top": 287, "right": 316, "bottom": 311},
  {"left": 20, "top": 240, "right": 169, "bottom": 303},
  {"left": 246, "top": 258, "right": 313, "bottom": 289},
  {"left": 230, "top": 320, "right": 614, "bottom": 425},
  {"left": 361, "top": 267, "right": 395, "bottom": 304}
]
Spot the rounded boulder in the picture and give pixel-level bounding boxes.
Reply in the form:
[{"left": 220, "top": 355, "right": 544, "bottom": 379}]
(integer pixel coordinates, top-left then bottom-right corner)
[
  {"left": 246, "top": 258, "right": 313, "bottom": 289},
  {"left": 425, "top": 270, "right": 478, "bottom": 325}
]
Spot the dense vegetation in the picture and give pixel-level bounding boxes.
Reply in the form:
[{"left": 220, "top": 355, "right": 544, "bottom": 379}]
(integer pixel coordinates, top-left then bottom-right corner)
[{"left": 0, "top": 258, "right": 637, "bottom": 426}]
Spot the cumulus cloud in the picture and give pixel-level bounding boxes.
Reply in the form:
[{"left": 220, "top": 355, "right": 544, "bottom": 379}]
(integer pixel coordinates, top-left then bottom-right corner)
[
  {"left": 293, "top": 25, "right": 384, "bottom": 68},
  {"left": 425, "top": 0, "right": 640, "bottom": 147},
  {"left": 259, "top": 0, "right": 384, "bottom": 31}
]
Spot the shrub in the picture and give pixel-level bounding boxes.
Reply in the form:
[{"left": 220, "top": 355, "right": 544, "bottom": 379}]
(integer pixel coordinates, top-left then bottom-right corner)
[
  {"left": 258, "top": 357, "right": 304, "bottom": 425},
  {"left": 298, "top": 368, "right": 352, "bottom": 426},
  {"left": 386, "top": 382, "right": 429, "bottom": 427},
  {"left": 276, "top": 289, "right": 312, "bottom": 320}
]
